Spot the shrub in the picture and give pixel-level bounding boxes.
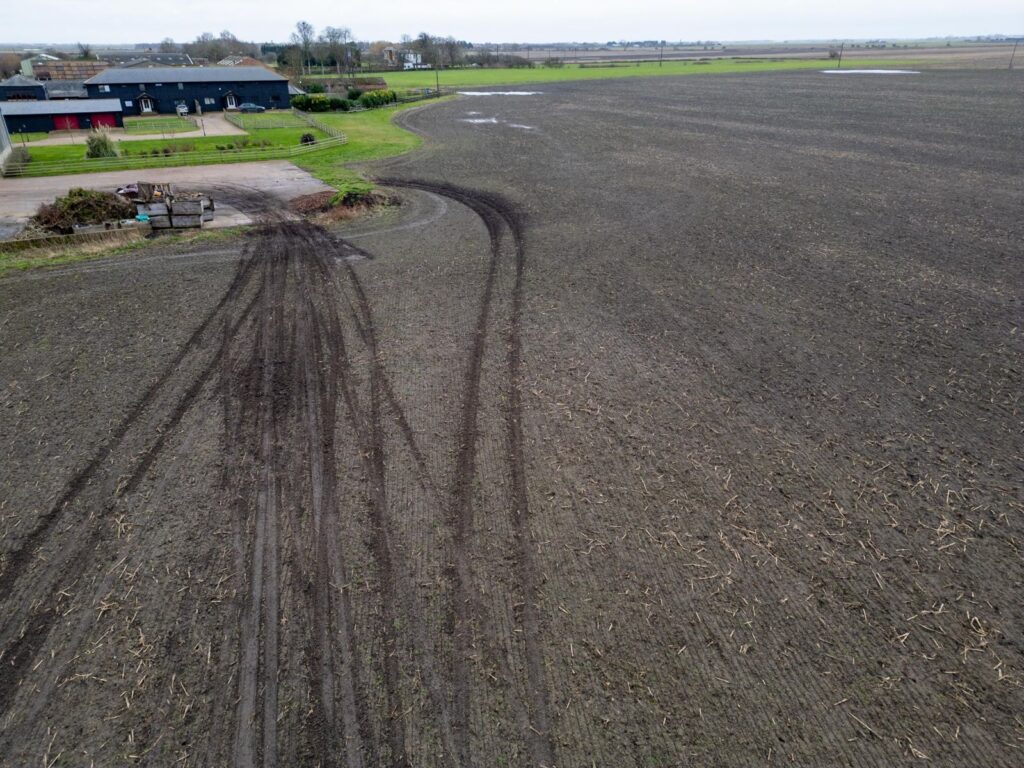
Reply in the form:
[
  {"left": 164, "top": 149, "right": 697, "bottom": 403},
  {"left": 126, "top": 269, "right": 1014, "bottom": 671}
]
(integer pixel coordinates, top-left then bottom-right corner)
[
  {"left": 300, "top": 133, "right": 316, "bottom": 145},
  {"left": 358, "top": 89, "right": 398, "bottom": 109},
  {"left": 84, "top": 131, "right": 117, "bottom": 159},
  {"left": 307, "top": 83, "right": 326, "bottom": 94},
  {"left": 542, "top": 57, "right": 564, "bottom": 68},
  {"left": 328, "top": 96, "right": 347, "bottom": 111},
  {"left": 346, "top": 87, "right": 363, "bottom": 100},
  {"left": 290, "top": 94, "right": 311, "bottom": 110},
  {"left": 308, "top": 95, "right": 331, "bottom": 112}
]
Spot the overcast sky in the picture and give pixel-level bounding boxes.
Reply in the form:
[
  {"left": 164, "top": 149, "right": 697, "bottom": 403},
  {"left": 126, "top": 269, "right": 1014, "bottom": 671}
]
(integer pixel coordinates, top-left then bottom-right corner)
[{"left": 5, "top": 1, "right": 1022, "bottom": 45}]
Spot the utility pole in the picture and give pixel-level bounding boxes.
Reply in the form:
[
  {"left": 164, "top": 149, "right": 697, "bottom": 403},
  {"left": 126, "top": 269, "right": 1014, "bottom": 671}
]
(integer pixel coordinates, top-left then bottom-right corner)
[
  {"left": 435, "top": 62, "right": 440, "bottom": 96},
  {"left": 659, "top": 42, "right": 664, "bottom": 67},
  {"left": 1010, "top": 40, "right": 1019, "bottom": 70},
  {"left": 837, "top": 41, "right": 845, "bottom": 69}
]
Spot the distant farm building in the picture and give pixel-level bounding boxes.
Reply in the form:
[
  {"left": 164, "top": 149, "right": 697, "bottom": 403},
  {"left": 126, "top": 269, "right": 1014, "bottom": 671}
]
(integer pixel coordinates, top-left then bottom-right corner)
[
  {"left": 84, "top": 66, "right": 290, "bottom": 114},
  {"left": 383, "top": 48, "right": 428, "bottom": 69},
  {"left": 32, "top": 60, "right": 111, "bottom": 81},
  {"left": 0, "top": 99, "right": 124, "bottom": 134}
]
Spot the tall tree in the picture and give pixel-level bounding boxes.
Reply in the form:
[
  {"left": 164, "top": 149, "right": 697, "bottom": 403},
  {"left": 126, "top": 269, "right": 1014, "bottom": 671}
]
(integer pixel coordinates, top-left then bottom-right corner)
[
  {"left": 159, "top": 37, "right": 177, "bottom": 52},
  {"left": 291, "top": 21, "right": 316, "bottom": 75},
  {"left": 319, "top": 26, "right": 352, "bottom": 74},
  {"left": 77, "top": 42, "right": 93, "bottom": 60}
]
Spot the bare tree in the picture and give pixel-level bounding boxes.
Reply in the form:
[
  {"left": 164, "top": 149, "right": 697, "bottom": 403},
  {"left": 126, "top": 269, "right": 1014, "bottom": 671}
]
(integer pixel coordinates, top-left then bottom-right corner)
[
  {"left": 159, "top": 37, "right": 177, "bottom": 53},
  {"left": 76, "top": 42, "right": 93, "bottom": 60},
  {"left": 291, "top": 21, "right": 316, "bottom": 75},
  {"left": 320, "top": 26, "right": 353, "bottom": 74},
  {"left": 440, "top": 36, "right": 462, "bottom": 68},
  {"left": 0, "top": 52, "right": 21, "bottom": 78}
]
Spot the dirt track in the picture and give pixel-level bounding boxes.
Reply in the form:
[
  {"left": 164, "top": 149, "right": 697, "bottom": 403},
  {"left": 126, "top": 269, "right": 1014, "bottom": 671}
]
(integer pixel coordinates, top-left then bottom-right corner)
[{"left": 1, "top": 70, "right": 1023, "bottom": 766}]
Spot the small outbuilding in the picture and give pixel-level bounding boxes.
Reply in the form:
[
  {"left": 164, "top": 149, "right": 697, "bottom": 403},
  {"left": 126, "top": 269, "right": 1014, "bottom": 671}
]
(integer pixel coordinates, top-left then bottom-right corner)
[
  {"left": 0, "top": 74, "right": 48, "bottom": 102},
  {"left": 0, "top": 99, "right": 124, "bottom": 134}
]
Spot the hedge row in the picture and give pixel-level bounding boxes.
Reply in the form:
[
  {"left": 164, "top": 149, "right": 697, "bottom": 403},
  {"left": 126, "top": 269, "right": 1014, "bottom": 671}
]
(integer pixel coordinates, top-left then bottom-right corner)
[{"left": 289, "top": 89, "right": 398, "bottom": 113}]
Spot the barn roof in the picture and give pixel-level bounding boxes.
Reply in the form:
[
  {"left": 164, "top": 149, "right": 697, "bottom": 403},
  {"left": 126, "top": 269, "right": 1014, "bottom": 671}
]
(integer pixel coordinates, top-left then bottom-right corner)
[
  {"left": 0, "top": 98, "right": 123, "bottom": 115},
  {"left": 85, "top": 66, "right": 287, "bottom": 85},
  {"left": 0, "top": 74, "right": 45, "bottom": 87}
]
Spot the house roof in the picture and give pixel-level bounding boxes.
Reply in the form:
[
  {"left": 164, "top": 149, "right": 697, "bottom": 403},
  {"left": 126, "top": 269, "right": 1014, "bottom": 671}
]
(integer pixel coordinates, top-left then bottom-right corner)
[
  {"left": 217, "top": 55, "right": 265, "bottom": 67},
  {"left": 85, "top": 66, "right": 287, "bottom": 85},
  {"left": 0, "top": 98, "right": 123, "bottom": 115},
  {"left": 0, "top": 74, "right": 45, "bottom": 88},
  {"left": 99, "top": 52, "right": 194, "bottom": 66}
]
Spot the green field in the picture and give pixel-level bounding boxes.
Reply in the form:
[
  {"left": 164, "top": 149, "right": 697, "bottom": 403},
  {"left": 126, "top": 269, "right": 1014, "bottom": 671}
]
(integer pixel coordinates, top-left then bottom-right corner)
[
  {"left": 364, "top": 58, "right": 914, "bottom": 89},
  {"left": 123, "top": 115, "right": 198, "bottom": 134}
]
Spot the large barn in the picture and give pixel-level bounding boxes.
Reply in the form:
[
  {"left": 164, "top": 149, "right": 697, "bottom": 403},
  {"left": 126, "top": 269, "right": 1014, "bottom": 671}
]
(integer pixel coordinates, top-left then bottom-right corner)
[
  {"left": 0, "top": 99, "right": 124, "bottom": 134},
  {"left": 84, "top": 66, "right": 291, "bottom": 115}
]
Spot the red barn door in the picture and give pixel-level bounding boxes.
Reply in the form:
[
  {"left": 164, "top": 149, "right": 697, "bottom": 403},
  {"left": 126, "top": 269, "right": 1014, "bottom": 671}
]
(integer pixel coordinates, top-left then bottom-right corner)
[
  {"left": 54, "top": 115, "right": 80, "bottom": 130},
  {"left": 91, "top": 113, "right": 116, "bottom": 128}
]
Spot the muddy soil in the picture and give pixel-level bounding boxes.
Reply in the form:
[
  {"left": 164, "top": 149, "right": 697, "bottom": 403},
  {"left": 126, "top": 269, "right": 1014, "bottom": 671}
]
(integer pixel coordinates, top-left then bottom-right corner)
[{"left": 1, "top": 71, "right": 1022, "bottom": 767}]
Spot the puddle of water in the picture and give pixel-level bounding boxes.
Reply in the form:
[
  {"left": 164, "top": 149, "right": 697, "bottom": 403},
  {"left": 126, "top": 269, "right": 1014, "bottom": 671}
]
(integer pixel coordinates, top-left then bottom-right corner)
[
  {"left": 461, "top": 117, "right": 500, "bottom": 124},
  {"left": 466, "top": 111, "right": 481, "bottom": 115},
  {"left": 822, "top": 69, "right": 920, "bottom": 74},
  {"left": 508, "top": 124, "right": 536, "bottom": 130},
  {"left": 457, "top": 91, "right": 542, "bottom": 96}
]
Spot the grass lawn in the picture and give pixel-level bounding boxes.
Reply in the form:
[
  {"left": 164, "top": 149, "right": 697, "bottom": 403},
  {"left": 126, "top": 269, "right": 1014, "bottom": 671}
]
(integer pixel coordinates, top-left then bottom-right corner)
[
  {"left": 9, "top": 132, "right": 49, "bottom": 143},
  {"left": 364, "top": 58, "right": 917, "bottom": 89},
  {"left": 227, "top": 112, "right": 308, "bottom": 130},
  {"left": 123, "top": 115, "right": 197, "bottom": 134},
  {"left": 23, "top": 126, "right": 331, "bottom": 170}
]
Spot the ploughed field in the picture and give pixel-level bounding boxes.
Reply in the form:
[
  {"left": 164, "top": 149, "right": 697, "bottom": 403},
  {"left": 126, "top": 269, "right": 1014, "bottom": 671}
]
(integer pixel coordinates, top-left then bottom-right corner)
[{"left": 1, "top": 71, "right": 1022, "bottom": 766}]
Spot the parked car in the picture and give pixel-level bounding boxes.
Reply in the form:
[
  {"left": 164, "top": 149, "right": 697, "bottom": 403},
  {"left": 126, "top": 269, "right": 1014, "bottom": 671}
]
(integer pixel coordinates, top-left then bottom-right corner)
[
  {"left": 175, "top": 103, "right": 189, "bottom": 116},
  {"left": 238, "top": 103, "right": 266, "bottom": 113}
]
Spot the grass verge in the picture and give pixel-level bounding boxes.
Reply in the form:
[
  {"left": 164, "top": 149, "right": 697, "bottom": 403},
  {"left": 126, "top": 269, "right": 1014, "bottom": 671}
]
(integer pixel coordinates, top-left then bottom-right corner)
[
  {"left": 292, "top": 97, "right": 454, "bottom": 196},
  {"left": 0, "top": 226, "right": 245, "bottom": 277}
]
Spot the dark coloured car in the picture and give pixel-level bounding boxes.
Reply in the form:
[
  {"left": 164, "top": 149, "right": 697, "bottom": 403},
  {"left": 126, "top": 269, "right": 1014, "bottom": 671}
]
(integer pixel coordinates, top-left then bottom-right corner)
[{"left": 238, "top": 103, "right": 266, "bottom": 113}]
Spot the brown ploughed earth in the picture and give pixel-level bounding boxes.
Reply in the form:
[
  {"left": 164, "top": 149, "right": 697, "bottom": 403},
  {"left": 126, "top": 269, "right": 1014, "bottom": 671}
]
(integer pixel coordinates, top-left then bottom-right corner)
[{"left": 1, "top": 70, "right": 1022, "bottom": 766}]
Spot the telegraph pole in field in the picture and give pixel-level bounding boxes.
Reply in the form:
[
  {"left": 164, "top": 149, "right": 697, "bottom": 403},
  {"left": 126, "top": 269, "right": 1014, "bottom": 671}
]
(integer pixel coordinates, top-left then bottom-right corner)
[{"left": 1010, "top": 40, "right": 1019, "bottom": 70}]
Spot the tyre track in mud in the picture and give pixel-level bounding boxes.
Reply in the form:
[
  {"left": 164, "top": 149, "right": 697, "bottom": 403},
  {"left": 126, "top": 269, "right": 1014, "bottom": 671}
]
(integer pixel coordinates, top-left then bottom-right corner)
[
  {"left": 0, "top": 252, "right": 261, "bottom": 725},
  {"left": 288, "top": 220, "right": 457, "bottom": 767},
  {"left": 3, "top": 181, "right": 554, "bottom": 765},
  {"left": 377, "top": 179, "right": 557, "bottom": 767}
]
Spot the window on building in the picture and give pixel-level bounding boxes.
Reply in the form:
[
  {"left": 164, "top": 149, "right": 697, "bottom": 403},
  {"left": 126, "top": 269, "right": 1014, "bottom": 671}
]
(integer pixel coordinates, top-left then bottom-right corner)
[
  {"left": 178, "top": 83, "right": 184, "bottom": 90},
  {"left": 138, "top": 84, "right": 145, "bottom": 90},
  {"left": 124, "top": 100, "right": 133, "bottom": 107},
  {"left": 204, "top": 97, "right": 215, "bottom": 105},
  {"left": 98, "top": 84, "right": 110, "bottom": 93}
]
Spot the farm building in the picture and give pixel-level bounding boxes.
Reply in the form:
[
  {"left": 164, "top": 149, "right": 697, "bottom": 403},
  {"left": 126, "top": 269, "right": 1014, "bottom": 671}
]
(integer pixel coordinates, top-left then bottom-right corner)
[
  {"left": 0, "top": 75, "right": 87, "bottom": 102},
  {"left": 0, "top": 75, "right": 48, "bottom": 102},
  {"left": 84, "top": 66, "right": 290, "bottom": 115},
  {"left": 0, "top": 99, "right": 124, "bottom": 134}
]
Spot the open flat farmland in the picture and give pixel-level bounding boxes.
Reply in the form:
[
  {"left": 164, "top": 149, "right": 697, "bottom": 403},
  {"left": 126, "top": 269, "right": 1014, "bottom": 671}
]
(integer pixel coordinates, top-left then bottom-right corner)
[{"left": 1, "top": 70, "right": 1022, "bottom": 766}]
